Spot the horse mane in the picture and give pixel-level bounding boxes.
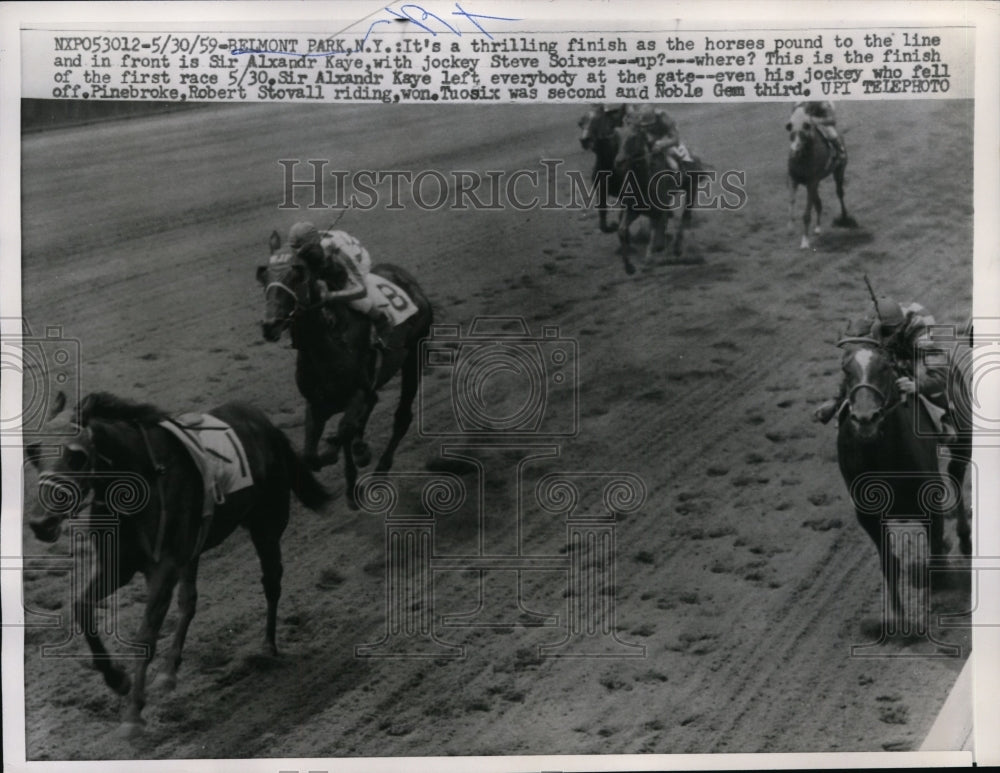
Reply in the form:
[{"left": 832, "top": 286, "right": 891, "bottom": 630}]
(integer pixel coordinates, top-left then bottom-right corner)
[{"left": 79, "top": 392, "right": 169, "bottom": 426}]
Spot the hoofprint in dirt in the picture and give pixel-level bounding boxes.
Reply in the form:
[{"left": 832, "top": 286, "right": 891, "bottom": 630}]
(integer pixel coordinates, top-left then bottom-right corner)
[{"left": 20, "top": 100, "right": 971, "bottom": 759}]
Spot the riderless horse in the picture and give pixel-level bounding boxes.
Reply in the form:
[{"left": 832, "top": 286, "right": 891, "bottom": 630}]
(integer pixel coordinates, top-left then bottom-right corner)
[
  {"left": 26, "top": 392, "right": 329, "bottom": 737},
  {"left": 786, "top": 104, "right": 855, "bottom": 249},
  {"left": 258, "top": 231, "right": 433, "bottom": 509}
]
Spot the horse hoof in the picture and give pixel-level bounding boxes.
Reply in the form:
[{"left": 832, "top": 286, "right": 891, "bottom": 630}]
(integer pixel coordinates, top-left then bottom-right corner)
[
  {"left": 115, "top": 721, "right": 145, "bottom": 741},
  {"left": 352, "top": 443, "right": 372, "bottom": 468},
  {"left": 814, "top": 226, "right": 822, "bottom": 235},
  {"left": 106, "top": 668, "right": 131, "bottom": 696},
  {"left": 799, "top": 236, "right": 811, "bottom": 250}
]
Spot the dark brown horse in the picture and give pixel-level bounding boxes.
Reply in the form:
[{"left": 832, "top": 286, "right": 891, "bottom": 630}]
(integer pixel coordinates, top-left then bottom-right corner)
[
  {"left": 26, "top": 391, "right": 329, "bottom": 737},
  {"left": 258, "top": 231, "right": 433, "bottom": 509},
  {"left": 613, "top": 123, "right": 690, "bottom": 274},
  {"left": 578, "top": 105, "right": 628, "bottom": 233},
  {"left": 835, "top": 338, "right": 967, "bottom": 625},
  {"left": 786, "top": 105, "right": 855, "bottom": 249}
]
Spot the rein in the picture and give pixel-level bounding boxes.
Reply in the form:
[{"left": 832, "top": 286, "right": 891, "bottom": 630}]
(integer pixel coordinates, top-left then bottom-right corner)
[
  {"left": 36, "top": 424, "right": 109, "bottom": 512},
  {"left": 838, "top": 339, "right": 903, "bottom": 423}
]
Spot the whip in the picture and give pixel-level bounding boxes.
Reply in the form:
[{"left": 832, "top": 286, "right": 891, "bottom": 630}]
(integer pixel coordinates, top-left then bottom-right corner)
[{"left": 863, "top": 274, "right": 883, "bottom": 322}]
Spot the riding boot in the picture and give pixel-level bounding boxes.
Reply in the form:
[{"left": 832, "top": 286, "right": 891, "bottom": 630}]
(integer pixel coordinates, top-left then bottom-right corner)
[{"left": 369, "top": 310, "right": 396, "bottom": 350}]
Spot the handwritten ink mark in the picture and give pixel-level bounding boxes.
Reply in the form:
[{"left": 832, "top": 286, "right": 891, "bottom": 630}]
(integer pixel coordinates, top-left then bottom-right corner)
[{"left": 230, "top": 2, "right": 520, "bottom": 57}]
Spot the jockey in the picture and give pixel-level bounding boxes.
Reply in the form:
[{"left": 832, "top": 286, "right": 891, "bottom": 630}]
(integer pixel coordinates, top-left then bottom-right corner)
[
  {"left": 287, "top": 221, "right": 396, "bottom": 348},
  {"left": 813, "top": 298, "right": 953, "bottom": 434},
  {"left": 794, "top": 100, "right": 846, "bottom": 159},
  {"left": 635, "top": 104, "right": 694, "bottom": 171}
]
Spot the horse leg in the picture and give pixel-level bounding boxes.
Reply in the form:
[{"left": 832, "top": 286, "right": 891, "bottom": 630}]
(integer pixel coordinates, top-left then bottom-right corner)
[
  {"left": 672, "top": 188, "right": 688, "bottom": 257},
  {"left": 76, "top": 556, "right": 139, "bottom": 699},
  {"left": 833, "top": 163, "right": 853, "bottom": 227},
  {"left": 250, "top": 516, "right": 286, "bottom": 656},
  {"left": 376, "top": 348, "right": 419, "bottom": 474},
  {"left": 617, "top": 209, "right": 639, "bottom": 274},
  {"left": 647, "top": 213, "right": 666, "bottom": 258},
  {"left": 305, "top": 402, "right": 337, "bottom": 469},
  {"left": 800, "top": 183, "right": 816, "bottom": 249},
  {"left": 351, "top": 390, "right": 379, "bottom": 468},
  {"left": 948, "top": 442, "right": 972, "bottom": 556},
  {"left": 152, "top": 558, "right": 199, "bottom": 693},
  {"left": 336, "top": 389, "right": 371, "bottom": 510},
  {"left": 303, "top": 403, "right": 323, "bottom": 469},
  {"left": 788, "top": 177, "right": 798, "bottom": 234},
  {"left": 119, "top": 560, "right": 180, "bottom": 737},
  {"left": 596, "top": 168, "right": 611, "bottom": 233},
  {"left": 810, "top": 181, "right": 822, "bottom": 236},
  {"left": 857, "top": 513, "right": 904, "bottom": 624}
]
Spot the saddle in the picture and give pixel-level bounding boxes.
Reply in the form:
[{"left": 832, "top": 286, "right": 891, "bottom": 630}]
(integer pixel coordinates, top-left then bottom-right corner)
[
  {"left": 159, "top": 414, "right": 254, "bottom": 520},
  {"left": 813, "top": 124, "right": 846, "bottom": 168}
]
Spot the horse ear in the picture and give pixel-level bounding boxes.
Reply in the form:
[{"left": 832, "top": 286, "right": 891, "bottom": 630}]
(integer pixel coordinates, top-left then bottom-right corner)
[
  {"left": 77, "top": 393, "right": 97, "bottom": 426},
  {"left": 49, "top": 391, "right": 66, "bottom": 420},
  {"left": 269, "top": 230, "right": 281, "bottom": 253},
  {"left": 25, "top": 443, "right": 42, "bottom": 468}
]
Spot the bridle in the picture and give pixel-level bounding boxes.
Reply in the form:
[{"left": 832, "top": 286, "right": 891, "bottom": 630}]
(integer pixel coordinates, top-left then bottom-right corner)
[
  {"left": 263, "top": 263, "right": 324, "bottom": 329},
  {"left": 36, "top": 424, "right": 103, "bottom": 517},
  {"left": 837, "top": 337, "right": 902, "bottom": 421}
]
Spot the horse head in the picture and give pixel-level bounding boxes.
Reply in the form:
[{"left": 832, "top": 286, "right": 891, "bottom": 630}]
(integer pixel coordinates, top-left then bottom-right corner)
[
  {"left": 581, "top": 105, "right": 629, "bottom": 152},
  {"left": 25, "top": 392, "right": 96, "bottom": 542},
  {"left": 786, "top": 106, "right": 817, "bottom": 160},
  {"left": 613, "top": 123, "right": 648, "bottom": 171},
  {"left": 258, "top": 230, "right": 313, "bottom": 342},
  {"left": 837, "top": 337, "right": 901, "bottom": 442}
]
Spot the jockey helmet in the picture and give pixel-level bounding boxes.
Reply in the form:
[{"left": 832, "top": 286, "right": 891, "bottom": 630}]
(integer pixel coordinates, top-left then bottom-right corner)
[
  {"left": 638, "top": 104, "right": 658, "bottom": 128},
  {"left": 288, "top": 221, "right": 320, "bottom": 250},
  {"left": 876, "top": 298, "right": 906, "bottom": 332}
]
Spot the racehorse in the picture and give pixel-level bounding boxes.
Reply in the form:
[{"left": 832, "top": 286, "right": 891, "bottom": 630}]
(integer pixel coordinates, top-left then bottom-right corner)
[
  {"left": 834, "top": 337, "right": 968, "bottom": 624},
  {"left": 26, "top": 391, "right": 329, "bottom": 738},
  {"left": 258, "top": 231, "right": 433, "bottom": 509},
  {"left": 786, "top": 104, "right": 856, "bottom": 249},
  {"left": 613, "top": 122, "right": 690, "bottom": 274},
  {"left": 578, "top": 105, "right": 628, "bottom": 233}
]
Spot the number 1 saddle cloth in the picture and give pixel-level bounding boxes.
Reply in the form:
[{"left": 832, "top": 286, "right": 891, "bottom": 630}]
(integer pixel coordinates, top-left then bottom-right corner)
[{"left": 158, "top": 413, "right": 254, "bottom": 520}]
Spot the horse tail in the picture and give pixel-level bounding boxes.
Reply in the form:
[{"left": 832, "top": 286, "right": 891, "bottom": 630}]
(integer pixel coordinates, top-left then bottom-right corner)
[{"left": 279, "top": 430, "right": 330, "bottom": 511}]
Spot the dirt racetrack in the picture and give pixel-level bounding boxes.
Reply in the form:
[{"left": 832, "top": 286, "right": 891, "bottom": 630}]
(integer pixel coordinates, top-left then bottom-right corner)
[{"left": 19, "top": 100, "right": 973, "bottom": 759}]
